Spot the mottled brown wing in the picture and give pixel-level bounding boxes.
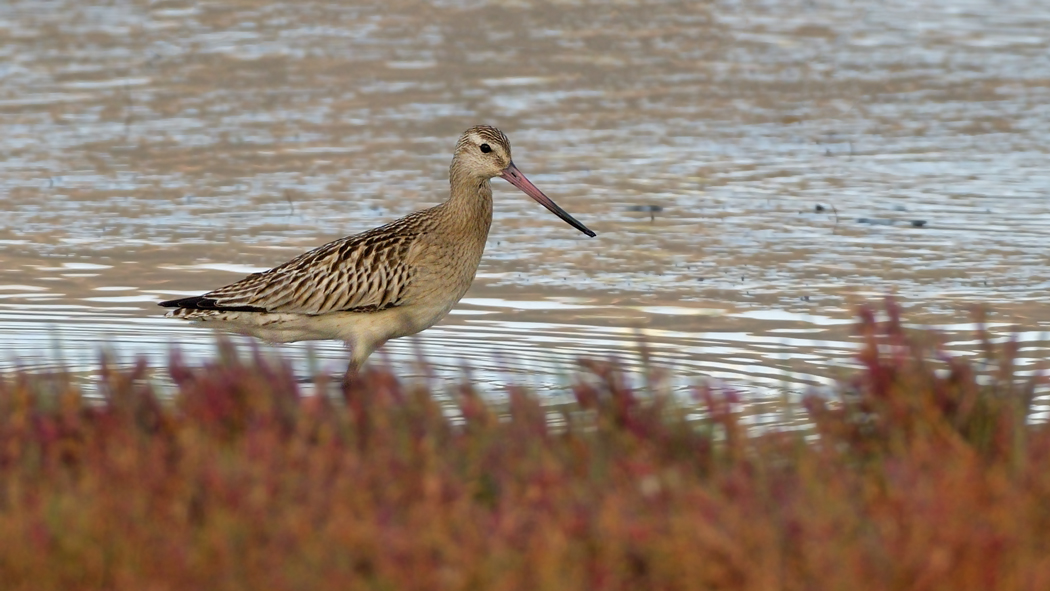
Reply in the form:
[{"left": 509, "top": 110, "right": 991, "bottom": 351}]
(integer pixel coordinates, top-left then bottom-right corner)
[{"left": 185, "top": 214, "right": 427, "bottom": 315}]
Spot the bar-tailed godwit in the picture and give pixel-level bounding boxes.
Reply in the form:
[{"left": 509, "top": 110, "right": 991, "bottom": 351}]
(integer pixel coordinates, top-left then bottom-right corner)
[{"left": 160, "top": 126, "right": 595, "bottom": 379}]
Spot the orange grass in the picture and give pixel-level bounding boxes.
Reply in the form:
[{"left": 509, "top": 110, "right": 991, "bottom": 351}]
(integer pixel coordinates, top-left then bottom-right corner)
[{"left": 0, "top": 301, "right": 1048, "bottom": 591}]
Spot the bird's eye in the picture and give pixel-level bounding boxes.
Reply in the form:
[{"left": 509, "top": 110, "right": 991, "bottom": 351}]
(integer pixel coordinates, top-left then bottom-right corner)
[{"left": 479, "top": 143, "right": 492, "bottom": 153}]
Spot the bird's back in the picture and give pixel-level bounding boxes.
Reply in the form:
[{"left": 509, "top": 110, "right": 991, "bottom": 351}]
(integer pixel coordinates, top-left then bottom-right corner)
[{"left": 162, "top": 206, "right": 442, "bottom": 317}]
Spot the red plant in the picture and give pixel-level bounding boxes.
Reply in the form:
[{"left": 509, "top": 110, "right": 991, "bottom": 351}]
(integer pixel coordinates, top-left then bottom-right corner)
[{"left": 0, "top": 301, "right": 1045, "bottom": 590}]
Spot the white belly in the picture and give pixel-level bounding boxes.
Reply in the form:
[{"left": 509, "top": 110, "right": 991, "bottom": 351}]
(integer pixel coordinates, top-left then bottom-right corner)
[{"left": 166, "top": 301, "right": 456, "bottom": 367}]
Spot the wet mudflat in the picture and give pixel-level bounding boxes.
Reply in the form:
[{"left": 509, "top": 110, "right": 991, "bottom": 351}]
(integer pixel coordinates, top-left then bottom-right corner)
[{"left": 0, "top": 0, "right": 1048, "bottom": 415}]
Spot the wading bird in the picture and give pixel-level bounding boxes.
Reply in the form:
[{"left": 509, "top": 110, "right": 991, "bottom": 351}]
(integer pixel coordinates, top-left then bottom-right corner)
[{"left": 160, "top": 126, "right": 595, "bottom": 383}]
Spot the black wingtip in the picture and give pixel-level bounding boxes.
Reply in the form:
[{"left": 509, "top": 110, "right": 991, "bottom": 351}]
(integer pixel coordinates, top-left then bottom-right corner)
[
  {"left": 159, "top": 295, "right": 214, "bottom": 309},
  {"left": 158, "top": 297, "right": 192, "bottom": 308},
  {"left": 158, "top": 296, "right": 265, "bottom": 313}
]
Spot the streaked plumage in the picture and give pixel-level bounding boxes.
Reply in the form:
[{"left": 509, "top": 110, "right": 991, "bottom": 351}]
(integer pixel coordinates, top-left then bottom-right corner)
[{"left": 161, "top": 125, "right": 595, "bottom": 380}]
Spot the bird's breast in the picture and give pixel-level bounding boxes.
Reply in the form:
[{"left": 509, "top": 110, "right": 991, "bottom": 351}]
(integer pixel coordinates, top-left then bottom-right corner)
[{"left": 404, "top": 221, "right": 488, "bottom": 304}]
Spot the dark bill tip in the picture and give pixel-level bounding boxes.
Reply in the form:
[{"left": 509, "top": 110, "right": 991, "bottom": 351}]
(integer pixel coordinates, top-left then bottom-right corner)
[{"left": 499, "top": 162, "right": 596, "bottom": 238}]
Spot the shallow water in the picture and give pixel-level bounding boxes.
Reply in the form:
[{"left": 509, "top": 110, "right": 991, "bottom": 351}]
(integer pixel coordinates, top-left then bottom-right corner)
[{"left": 1, "top": 0, "right": 1048, "bottom": 417}]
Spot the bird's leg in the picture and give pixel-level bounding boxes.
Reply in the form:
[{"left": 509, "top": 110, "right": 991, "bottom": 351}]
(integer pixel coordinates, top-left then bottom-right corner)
[
  {"left": 342, "top": 360, "right": 361, "bottom": 390},
  {"left": 341, "top": 335, "right": 385, "bottom": 391},
  {"left": 342, "top": 337, "right": 371, "bottom": 391}
]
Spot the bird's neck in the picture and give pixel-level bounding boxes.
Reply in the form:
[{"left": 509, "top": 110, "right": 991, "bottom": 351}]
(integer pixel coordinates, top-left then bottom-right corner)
[{"left": 445, "top": 162, "right": 494, "bottom": 236}]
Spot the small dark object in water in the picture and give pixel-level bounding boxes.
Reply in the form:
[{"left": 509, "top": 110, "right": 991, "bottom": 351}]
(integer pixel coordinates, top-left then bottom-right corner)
[
  {"left": 911, "top": 220, "right": 927, "bottom": 227},
  {"left": 627, "top": 204, "right": 664, "bottom": 222},
  {"left": 855, "top": 218, "right": 893, "bottom": 225},
  {"left": 627, "top": 205, "right": 663, "bottom": 213},
  {"left": 814, "top": 204, "right": 826, "bottom": 212}
]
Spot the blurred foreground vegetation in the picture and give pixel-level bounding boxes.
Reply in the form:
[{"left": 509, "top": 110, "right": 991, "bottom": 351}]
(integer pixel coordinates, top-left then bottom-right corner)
[{"left": 0, "top": 301, "right": 1047, "bottom": 590}]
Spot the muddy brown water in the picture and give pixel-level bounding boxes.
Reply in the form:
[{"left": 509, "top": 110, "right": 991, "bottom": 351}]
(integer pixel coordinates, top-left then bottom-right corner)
[{"left": 1, "top": 0, "right": 1048, "bottom": 419}]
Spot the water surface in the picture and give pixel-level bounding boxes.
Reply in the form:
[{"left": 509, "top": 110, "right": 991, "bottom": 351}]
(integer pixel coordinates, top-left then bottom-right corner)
[{"left": 1, "top": 0, "right": 1048, "bottom": 416}]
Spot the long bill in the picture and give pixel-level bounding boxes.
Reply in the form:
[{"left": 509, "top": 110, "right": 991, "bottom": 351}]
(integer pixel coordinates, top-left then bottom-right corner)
[{"left": 499, "top": 161, "right": 596, "bottom": 238}]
